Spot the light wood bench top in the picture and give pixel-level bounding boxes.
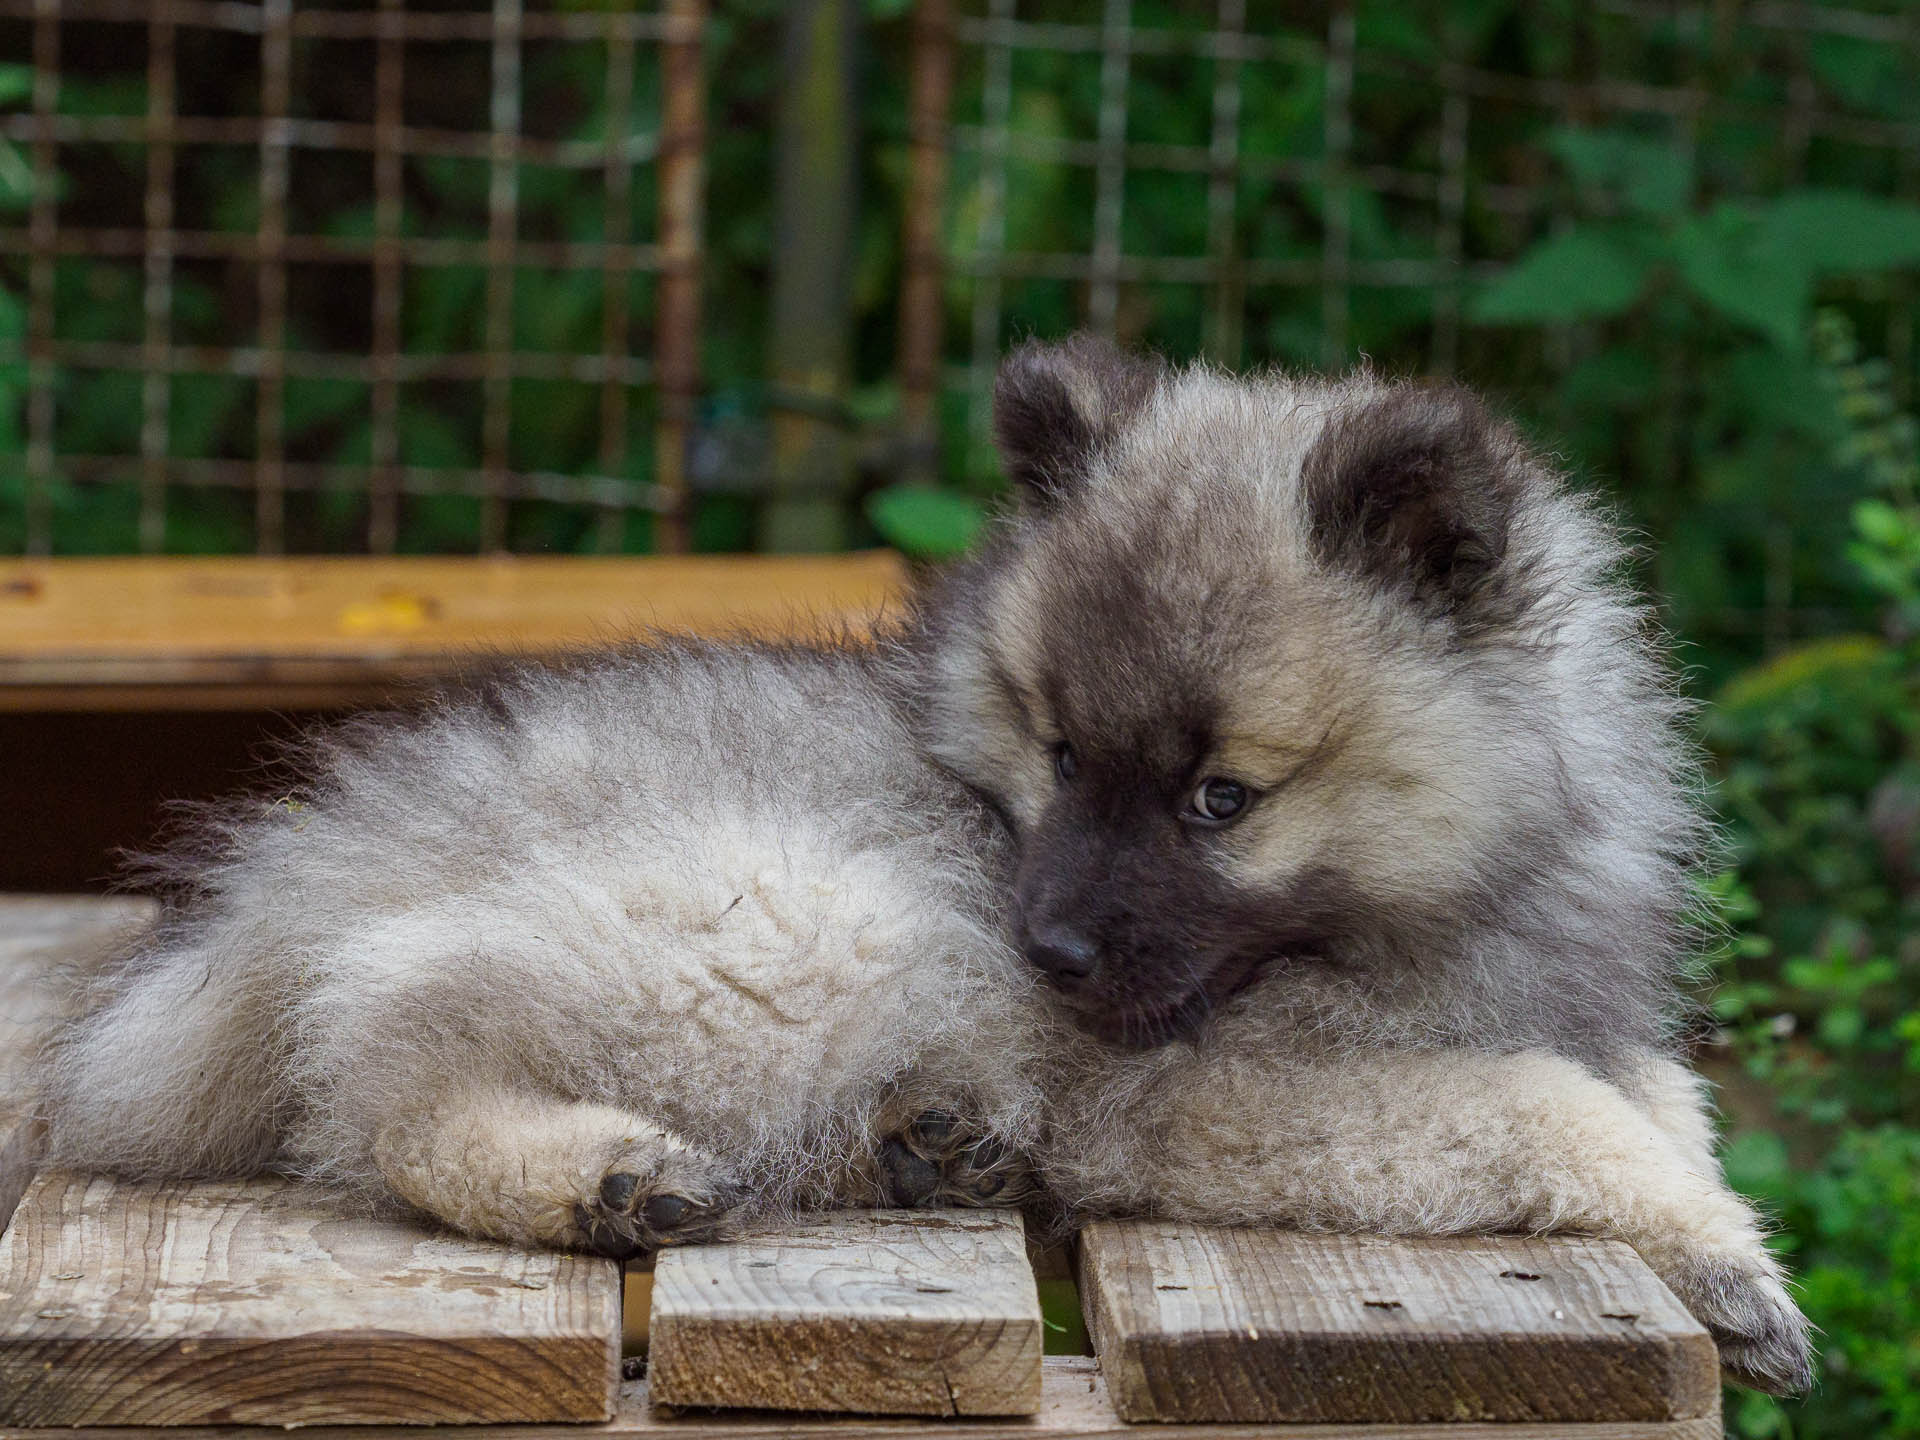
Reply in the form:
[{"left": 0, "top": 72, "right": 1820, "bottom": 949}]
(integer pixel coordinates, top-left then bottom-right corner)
[
  {"left": 0, "top": 897, "right": 1722, "bottom": 1435},
  {"left": 0, "top": 553, "right": 909, "bottom": 711}
]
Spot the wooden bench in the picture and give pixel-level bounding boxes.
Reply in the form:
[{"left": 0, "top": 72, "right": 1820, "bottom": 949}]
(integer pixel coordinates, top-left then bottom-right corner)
[
  {"left": 0, "top": 554, "right": 910, "bottom": 712},
  {"left": 0, "top": 554, "right": 910, "bottom": 890},
  {"left": 0, "top": 899, "right": 1722, "bottom": 1437}
]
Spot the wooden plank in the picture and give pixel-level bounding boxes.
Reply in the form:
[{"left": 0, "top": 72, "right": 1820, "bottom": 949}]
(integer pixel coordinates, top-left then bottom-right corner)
[
  {"left": 1077, "top": 1223, "right": 1720, "bottom": 1426},
  {"left": 0, "top": 1355, "right": 1724, "bottom": 1439},
  {"left": 649, "top": 1209, "right": 1042, "bottom": 1417},
  {"left": 0, "top": 553, "right": 908, "bottom": 710},
  {"left": 0, "top": 896, "right": 158, "bottom": 1234},
  {"left": 0, "top": 1173, "right": 621, "bottom": 1426}
]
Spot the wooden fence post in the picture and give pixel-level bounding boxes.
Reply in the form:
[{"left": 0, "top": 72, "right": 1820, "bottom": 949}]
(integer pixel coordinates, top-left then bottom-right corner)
[
  {"left": 654, "top": 0, "right": 708, "bottom": 555},
  {"left": 897, "top": 0, "right": 953, "bottom": 491},
  {"left": 762, "top": 0, "right": 860, "bottom": 553}
]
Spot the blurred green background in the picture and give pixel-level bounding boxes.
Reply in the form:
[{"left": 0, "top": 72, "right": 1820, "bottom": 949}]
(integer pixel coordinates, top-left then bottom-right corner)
[{"left": 4, "top": 1, "right": 1919, "bottom": 1432}]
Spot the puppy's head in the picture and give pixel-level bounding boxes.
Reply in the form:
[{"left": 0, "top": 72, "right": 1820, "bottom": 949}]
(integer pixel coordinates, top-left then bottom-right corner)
[{"left": 919, "top": 335, "right": 1593, "bottom": 1047}]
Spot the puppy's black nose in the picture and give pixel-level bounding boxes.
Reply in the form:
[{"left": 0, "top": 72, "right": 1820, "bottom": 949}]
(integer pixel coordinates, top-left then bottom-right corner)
[{"left": 1023, "top": 923, "right": 1100, "bottom": 990}]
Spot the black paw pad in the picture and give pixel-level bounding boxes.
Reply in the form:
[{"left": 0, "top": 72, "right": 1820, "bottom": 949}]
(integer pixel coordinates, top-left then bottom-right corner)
[
  {"left": 642, "top": 1193, "right": 695, "bottom": 1231},
  {"left": 878, "top": 1110, "right": 1029, "bottom": 1208},
  {"left": 599, "top": 1172, "right": 642, "bottom": 1212},
  {"left": 577, "top": 1171, "right": 743, "bottom": 1258},
  {"left": 879, "top": 1137, "right": 943, "bottom": 1206}
]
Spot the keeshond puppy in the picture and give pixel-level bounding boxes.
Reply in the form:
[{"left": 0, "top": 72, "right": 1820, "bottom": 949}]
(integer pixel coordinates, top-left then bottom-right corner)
[{"left": 26, "top": 337, "right": 1810, "bottom": 1395}]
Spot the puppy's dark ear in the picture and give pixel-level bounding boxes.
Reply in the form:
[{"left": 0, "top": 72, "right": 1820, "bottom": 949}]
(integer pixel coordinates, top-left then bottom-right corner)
[
  {"left": 993, "top": 335, "right": 1163, "bottom": 505},
  {"left": 1302, "top": 384, "right": 1531, "bottom": 621}
]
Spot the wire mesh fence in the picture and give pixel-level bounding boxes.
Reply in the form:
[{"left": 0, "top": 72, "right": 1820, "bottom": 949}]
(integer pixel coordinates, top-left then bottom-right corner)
[
  {"left": 906, "top": 0, "right": 1919, "bottom": 483},
  {"left": 0, "top": 0, "right": 704, "bottom": 556},
  {"left": 2, "top": 0, "right": 1918, "bottom": 649},
  {"left": 890, "top": 0, "right": 1918, "bottom": 661}
]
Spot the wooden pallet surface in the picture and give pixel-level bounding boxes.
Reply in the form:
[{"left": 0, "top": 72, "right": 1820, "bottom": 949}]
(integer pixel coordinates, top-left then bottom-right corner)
[
  {"left": 0, "top": 1173, "right": 622, "bottom": 1427},
  {"left": 1077, "top": 1222, "right": 1718, "bottom": 1426},
  {"left": 0, "top": 553, "right": 909, "bottom": 710},
  {"left": 0, "top": 1359, "right": 1722, "bottom": 1440},
  {"left": 650, "top": 1210, "right": 1043, "bottom": 1417}
]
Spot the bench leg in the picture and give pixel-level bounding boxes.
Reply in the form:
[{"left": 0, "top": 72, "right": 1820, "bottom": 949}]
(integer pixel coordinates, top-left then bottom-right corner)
[{"left": 372, "top": 1085, "right": 746, "bottom": 1257}]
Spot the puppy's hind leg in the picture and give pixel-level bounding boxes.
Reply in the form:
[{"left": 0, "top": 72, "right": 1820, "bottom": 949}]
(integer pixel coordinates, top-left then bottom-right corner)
[{"left": 372, "top": 1085, "right": 747, "bottom": 1258}]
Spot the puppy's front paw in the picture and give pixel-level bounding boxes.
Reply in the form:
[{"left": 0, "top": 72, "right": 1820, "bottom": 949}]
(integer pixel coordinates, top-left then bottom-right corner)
[
  {"left": 1665, "top": 1253, "right": 1815, "bottom": 1396},
  {"left": 878, "top": 1110, "right": 1031, "bottom": 1208},
  {"left": 572, "top": 1144, "right": 746, "bottom": 1259}
]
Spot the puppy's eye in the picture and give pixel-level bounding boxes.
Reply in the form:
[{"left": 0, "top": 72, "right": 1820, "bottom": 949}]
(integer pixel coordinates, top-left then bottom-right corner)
[
  {"left": 1188, "top": 777, "right": 1250, "bottom": 824},
  {"left": 1053, "top": 743, "right": 1076, "bottom": 782}
]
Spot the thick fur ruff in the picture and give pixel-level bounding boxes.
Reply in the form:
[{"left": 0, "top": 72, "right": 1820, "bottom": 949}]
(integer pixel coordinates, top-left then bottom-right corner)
[{"left": 29, "top": 341, "right": 1811, "bottom": 1395}]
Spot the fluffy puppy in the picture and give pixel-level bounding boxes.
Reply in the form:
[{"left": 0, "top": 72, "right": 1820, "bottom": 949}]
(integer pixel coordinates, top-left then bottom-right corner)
[
  {"left": 909, "top": 337, "right": 1812, "bottom": 1395},
  {"left": 28, "top": 338, "right": 1810, "bottom": 1394},
  {"left": 35, "top": 645, "right": 1049, "bottom": 1251}
]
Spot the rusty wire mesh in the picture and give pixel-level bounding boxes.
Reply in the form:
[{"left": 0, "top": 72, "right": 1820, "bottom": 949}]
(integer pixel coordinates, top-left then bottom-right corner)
[
  {"left": 4, "top": 0, "right": 1919, "bottom": 590},
  {"left": 0, "top": 0, "right": 704, "bottom": 555},
  {"left": 898, "top": 0, "right": 1919, "bottom": 451},
  {"left": 891, "top": 0, "right": 1919, "bottom": 651}
]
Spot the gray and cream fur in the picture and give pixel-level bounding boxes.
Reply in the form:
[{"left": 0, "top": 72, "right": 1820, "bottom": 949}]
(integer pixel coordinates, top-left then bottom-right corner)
[{"left": 28, "top": 338, "right": 1811, "bottom": 1395}]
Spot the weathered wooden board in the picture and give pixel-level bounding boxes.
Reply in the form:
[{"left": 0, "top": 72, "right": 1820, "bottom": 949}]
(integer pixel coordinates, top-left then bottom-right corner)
[
  {"left": 1077, "top": 1223, "right": 1720, "bottom": 1426},
  {"left": 0, "top": 1355, "right": 1724, "bottom": 1440},
  {"left": 0, "top": 553, "right": 907, "bottom": 710},
  {"left": 650, "top": 1209, "right": 1042, "bottom": 1417},
  {"left": 0, "top": 896, "right": 158, "bottom": 1234},
  {"left": 0, "top": 1173, "right": 621, "bottom": 1426}
]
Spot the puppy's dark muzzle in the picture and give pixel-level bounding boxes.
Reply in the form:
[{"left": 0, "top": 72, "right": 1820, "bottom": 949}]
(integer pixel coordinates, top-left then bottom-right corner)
[
  {"left": 1016, "top": 919, "right": 1198, "bottom": 1048},
  {"left": 1020, "top": 920, "right": 1101, "bottom": 994}
]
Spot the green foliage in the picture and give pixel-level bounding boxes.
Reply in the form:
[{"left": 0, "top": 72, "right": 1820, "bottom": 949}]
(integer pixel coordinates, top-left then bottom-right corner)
[
  {"left": 865, "top": 484, "right": 986, "bottom": 560},
  {"left": 1469, "top": 227, "right": 1657, "bottom": 324},
  {"left": 1703, "top": 313, "right": 1920, "bottom": 1438}
]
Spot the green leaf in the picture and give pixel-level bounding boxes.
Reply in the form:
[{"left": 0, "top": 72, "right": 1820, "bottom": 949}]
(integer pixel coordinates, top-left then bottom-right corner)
[
  {"left": 1672, "top": 206, "right": 1809, "bottom": 351},
  {"left": 1854, "top": 498, "right": 1908, "bottom": 546},
  {"left": 1469, "top": 227, "right": 1657, "bottom": 324},
  {"left": 1548, "top": 127, "right": 1692, "bottom": 217},
  {"left": 865, "top": 486, "right": 986, "bottom": 560},
  {"left": 1759, "top": 190, "right": 1920, "bottom": 274}
]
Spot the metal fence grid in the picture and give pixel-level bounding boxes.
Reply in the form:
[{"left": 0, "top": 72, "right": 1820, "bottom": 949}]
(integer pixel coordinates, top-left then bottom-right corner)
[
  {"left": 0, "top": 0, "right": 705, "bottom": 556},
  {"left": 898, "top": 0, "right": 1918, "bottom": 466},
  {"left": 891, "top": 0, "right": 1918, "bottom": 650},
  {"left": 5, "top": 0, "right": 1920, "bottom": 597}
]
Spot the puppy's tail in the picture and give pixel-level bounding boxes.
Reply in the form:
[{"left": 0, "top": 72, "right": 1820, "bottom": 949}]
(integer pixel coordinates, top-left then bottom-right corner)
[{"left": 30, "top": 912, "right": 286, "bottom": 1186}]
